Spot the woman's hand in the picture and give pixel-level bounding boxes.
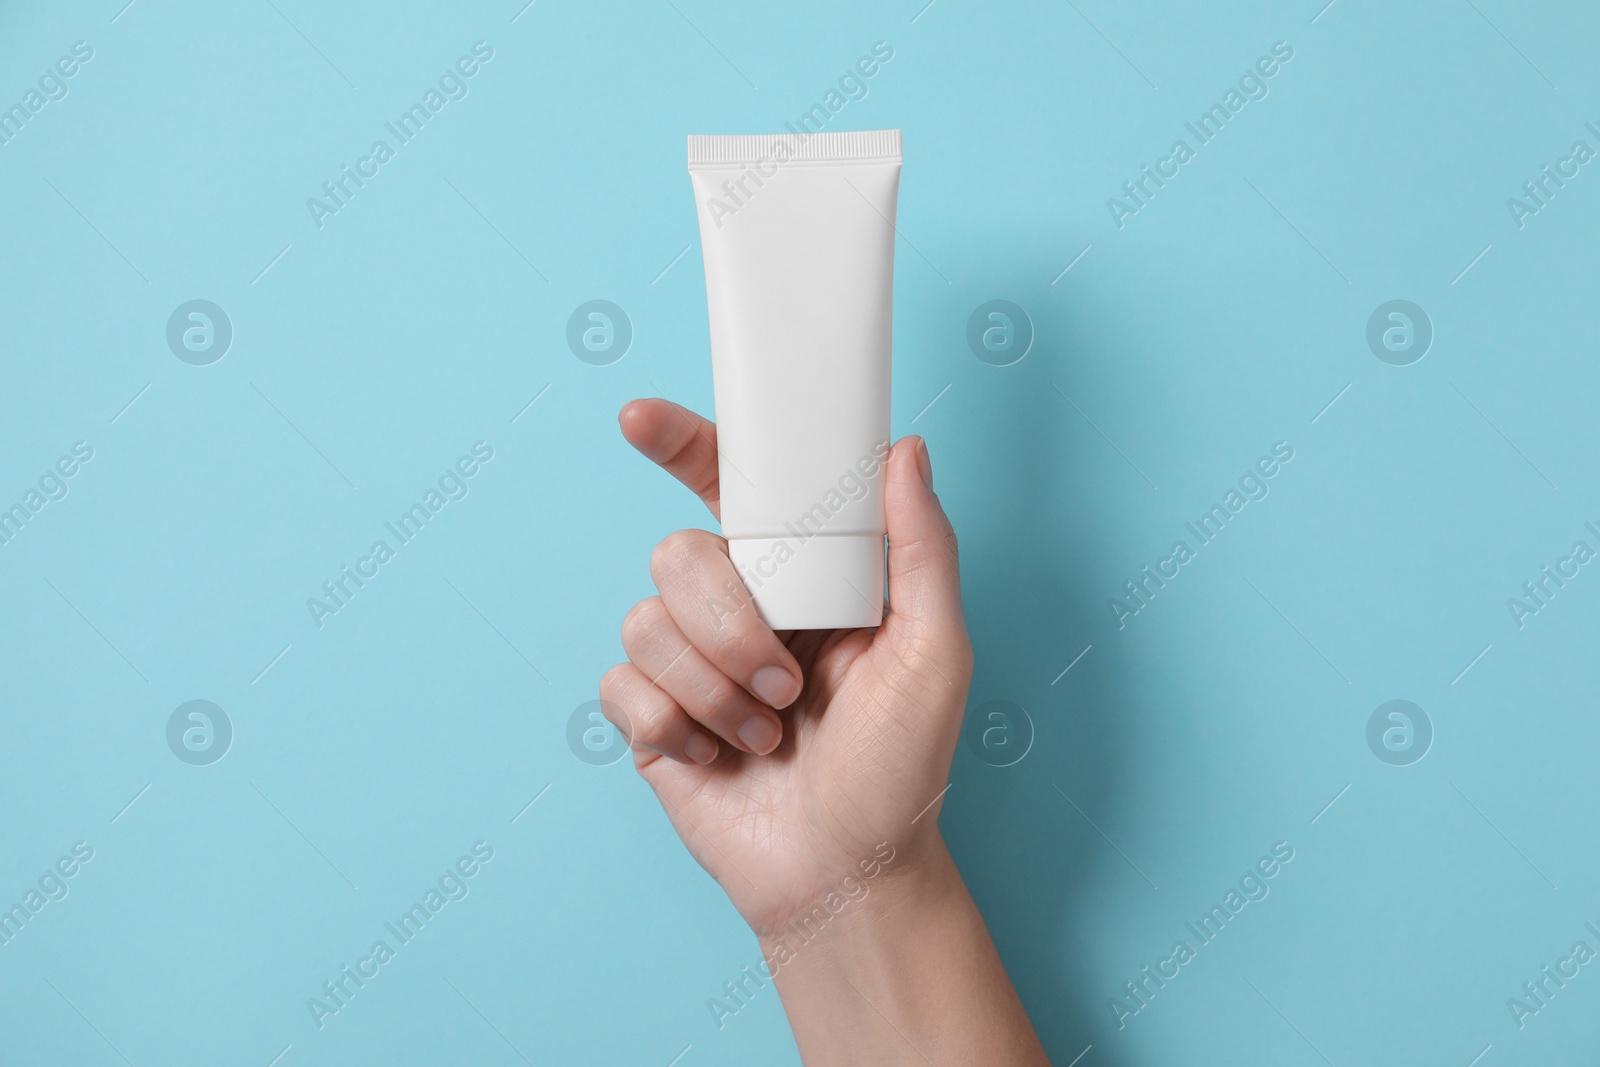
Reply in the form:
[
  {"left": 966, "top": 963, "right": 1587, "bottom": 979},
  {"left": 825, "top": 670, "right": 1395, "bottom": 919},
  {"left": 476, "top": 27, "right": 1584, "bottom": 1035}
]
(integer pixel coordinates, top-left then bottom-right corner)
[
  {"left": 602, "top": 398, "right": 1048, "bottom": 1065},
  {"left": 602, "top": 398, "right": 969, "bottom": 938}
]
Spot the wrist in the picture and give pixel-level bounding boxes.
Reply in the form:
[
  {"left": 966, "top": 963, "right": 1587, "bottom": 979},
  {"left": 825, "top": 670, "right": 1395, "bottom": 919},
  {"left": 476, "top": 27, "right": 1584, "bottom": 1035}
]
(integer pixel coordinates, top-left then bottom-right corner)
[
  {"left": 751, "top": 832, "right": 955, "bottom": 952},
  {"left": 753, "top": 841, "right": 1048, "bottom": 1066},
  {"left": 755, "top": 837, "right": 962, "bottom": 990}
]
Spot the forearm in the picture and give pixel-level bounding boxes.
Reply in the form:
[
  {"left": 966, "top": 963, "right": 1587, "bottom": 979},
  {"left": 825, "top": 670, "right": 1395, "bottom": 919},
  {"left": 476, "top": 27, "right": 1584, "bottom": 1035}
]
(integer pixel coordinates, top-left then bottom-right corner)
[{"left": 762, "top": 842, "right": 1050, "bottom": 1067}]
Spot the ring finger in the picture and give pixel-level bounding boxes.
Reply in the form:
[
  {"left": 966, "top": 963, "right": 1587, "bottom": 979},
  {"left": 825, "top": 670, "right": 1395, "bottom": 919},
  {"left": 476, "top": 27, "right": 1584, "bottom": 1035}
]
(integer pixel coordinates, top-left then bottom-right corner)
[
  {"left": 598, "top": 663, "right": 720, "bottom": 766},
  {"left": 621, "top": 597, "right": 784, "bottom": 755}
]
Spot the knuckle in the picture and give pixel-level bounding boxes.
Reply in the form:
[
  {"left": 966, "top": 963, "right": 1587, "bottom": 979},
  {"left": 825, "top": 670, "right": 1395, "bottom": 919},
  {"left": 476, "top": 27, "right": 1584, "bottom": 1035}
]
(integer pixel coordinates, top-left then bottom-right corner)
[
  {"left": 598, "top": 664, "right": 631, "bottom": 703},
  {"left": 623, "top": 701, "right": 665, "bottom": 749},
  {"left": 593, "top": 695, "right": 636, "bottom": 744},
  {"left": 620, "top": 596, "right": 666, "bottom": 649},
  {"left": 650, "top": 529, "right": 707, "bottom": 580}
]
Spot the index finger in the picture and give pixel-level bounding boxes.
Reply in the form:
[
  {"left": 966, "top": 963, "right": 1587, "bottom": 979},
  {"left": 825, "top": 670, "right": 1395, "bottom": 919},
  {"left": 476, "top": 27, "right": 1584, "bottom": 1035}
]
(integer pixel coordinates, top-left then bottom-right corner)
[{"left": 618, "top": 398, "right": 722, "bottom": 520}]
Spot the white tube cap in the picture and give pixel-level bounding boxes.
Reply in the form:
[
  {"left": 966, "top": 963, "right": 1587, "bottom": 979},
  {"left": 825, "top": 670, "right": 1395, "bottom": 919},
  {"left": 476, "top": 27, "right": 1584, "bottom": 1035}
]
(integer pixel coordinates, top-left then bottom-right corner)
[{"left": 728, "top": 534, "right": 885, "bottom": 631}]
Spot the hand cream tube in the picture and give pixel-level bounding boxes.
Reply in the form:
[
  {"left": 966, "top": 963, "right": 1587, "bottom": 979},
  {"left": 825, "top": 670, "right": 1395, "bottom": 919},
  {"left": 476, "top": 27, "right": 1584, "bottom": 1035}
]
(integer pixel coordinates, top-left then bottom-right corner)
[{"left": 688, "top": 129, "right": 900, "bottom": 631}]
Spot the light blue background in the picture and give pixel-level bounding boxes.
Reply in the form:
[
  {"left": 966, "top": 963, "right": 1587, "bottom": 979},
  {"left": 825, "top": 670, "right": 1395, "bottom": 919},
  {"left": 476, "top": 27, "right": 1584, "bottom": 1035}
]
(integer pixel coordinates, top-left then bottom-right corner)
[{"left": 1, "top": 0, "right": 1596, "bottom": 1063}]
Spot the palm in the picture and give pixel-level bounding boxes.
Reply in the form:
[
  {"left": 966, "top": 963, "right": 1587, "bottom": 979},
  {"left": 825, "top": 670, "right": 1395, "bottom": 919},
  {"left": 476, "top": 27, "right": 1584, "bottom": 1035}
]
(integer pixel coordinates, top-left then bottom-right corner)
[{"left": 636, "top": 612, "right": 964, "bottom": 934}]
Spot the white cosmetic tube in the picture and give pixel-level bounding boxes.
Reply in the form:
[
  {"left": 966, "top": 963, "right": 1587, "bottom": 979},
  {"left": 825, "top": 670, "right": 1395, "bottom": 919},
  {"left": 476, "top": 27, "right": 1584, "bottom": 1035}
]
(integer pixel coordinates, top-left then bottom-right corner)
[{"left": 688, "top": 129, "right": 901, "bottom": 631}]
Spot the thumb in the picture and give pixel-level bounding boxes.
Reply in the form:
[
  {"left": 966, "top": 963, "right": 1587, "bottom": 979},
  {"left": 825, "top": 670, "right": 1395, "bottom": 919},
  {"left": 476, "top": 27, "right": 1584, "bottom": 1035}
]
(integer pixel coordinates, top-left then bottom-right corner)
[{"left": 883, "top": 436, "right": 966, "bottom": 637}]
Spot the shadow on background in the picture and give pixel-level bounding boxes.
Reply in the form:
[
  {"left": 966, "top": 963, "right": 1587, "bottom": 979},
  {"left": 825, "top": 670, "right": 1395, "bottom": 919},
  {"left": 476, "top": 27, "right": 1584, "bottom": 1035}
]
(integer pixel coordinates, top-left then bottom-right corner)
[{"left": 928, "top": 244, "right": 1139, "bottom": 1066}]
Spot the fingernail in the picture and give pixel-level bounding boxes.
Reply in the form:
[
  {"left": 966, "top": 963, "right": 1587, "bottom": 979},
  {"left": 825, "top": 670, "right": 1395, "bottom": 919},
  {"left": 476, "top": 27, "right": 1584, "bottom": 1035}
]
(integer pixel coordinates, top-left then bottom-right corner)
[
  {"left": 915, "top": 438, "right": 933, "bottom": 489},
  {"left": 751, "top": 666, "right": 798, "bottom": 709},
  {"left": 737, "top": 715, "right": 781, "bottom": 755},
  {"left": 684, "top": 732, "right": 718, "bottom": 765}
]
